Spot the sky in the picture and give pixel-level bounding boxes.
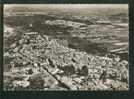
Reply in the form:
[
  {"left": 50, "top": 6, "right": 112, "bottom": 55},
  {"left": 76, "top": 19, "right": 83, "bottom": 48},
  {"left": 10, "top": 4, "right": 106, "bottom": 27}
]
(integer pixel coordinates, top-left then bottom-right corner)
[{"left": 4, "top": 4, "right": 128, "bottom": 9}]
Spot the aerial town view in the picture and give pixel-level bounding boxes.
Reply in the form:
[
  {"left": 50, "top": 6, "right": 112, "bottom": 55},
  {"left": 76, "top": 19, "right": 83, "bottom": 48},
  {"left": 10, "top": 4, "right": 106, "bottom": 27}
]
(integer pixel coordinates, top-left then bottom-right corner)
[{"left": 3, "top": 4, "right": 129, "bottom": 90}]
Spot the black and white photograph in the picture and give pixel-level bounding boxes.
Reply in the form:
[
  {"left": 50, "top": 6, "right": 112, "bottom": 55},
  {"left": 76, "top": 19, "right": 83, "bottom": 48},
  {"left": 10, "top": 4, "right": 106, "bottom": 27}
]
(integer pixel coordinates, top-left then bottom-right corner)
[{"left": 3, "top": 4, "right": 129, "bottom": 91}]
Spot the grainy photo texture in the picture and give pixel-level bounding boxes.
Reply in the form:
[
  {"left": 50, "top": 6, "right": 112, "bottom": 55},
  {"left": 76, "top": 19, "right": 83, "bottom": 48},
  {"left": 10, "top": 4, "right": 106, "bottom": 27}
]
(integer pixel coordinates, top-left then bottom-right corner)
[{"left": 3, "top": 4, "right": 129, "bottom": 91}]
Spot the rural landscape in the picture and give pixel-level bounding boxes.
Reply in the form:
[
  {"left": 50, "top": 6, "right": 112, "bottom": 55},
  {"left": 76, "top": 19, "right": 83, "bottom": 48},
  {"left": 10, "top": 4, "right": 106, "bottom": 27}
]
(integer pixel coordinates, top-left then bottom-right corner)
[{"left": 3, "top": 4, "right": 129, "bottom": 90}]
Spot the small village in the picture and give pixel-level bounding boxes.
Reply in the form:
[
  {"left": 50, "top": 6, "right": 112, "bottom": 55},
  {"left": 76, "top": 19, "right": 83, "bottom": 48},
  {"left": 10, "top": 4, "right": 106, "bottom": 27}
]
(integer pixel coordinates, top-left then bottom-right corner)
[{"left": 4, "top": 5, "right": 129, "bottom": 90}]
